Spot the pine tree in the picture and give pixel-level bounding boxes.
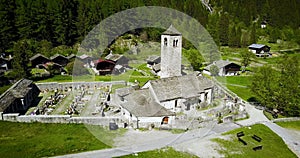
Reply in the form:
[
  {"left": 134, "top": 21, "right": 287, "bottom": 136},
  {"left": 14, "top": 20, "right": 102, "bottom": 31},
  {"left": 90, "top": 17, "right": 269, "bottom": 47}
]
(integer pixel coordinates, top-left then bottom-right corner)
[
  {"left": 228, "top": 26, "right": 236, "bottom": 47},
  {"left": 10, "top": 39, "right": 35, "bottom": 79},
  {"left": 235, "top": 26, "right": 242, "bottom": 47},
  {"left": 0, "top": 0, "right": 17, "bottom": 54},
  {"left": 250, "top": 24, "right": 257, "bottom": 44},
  {"left": 218, "top": 13, "right": 229, "bottom": 46}
]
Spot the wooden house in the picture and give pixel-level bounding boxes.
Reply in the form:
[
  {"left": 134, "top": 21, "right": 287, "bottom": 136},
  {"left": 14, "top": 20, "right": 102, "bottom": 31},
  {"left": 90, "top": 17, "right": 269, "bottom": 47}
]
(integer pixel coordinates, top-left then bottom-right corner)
[
  {"left": 203, "top": 60, "right": 241, "bottom": 76},
  {"left": 30, "top": 54, "right": 50, "bottom": 68},
  {"left": 95, "top": 59, "right": 116, "bottom": 75},
  {"left": 146, "top": 55, "right": 161, "bottom": 67},
  {"left": 67, "top": 54, "right": 76, "bottom": 62},
  {"left": 0, "top": 56, "right": 12, "bottom": 71},
  {"left": 50, "top": 54, "right": 69, "bottom": 66},
  {"left": 105, "top": 53, "right": 129, "bottom": 67},
  {"left": 248, "top": 44, "right": 271, "bottom": 57},
  {"left": 78, "top": 54, "right": 93, "bottom": 67}
]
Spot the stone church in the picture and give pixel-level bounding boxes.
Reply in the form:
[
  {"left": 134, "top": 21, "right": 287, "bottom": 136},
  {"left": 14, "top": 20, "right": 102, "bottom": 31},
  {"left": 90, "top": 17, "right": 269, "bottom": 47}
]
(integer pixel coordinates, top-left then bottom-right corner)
[{"left": 116, "top": 25, "right": 214, "bottom": 128}]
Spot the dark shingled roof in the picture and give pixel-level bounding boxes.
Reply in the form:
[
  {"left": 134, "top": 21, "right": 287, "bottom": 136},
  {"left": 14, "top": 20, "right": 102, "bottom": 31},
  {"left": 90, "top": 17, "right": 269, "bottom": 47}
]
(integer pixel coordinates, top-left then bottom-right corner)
[
  {"left": 146, "top": 55, "right": 161, "bottom": 63},
  {"left": 78, "top": 54, "right": 91, "bottom": 60},
  {"left": 50, "top": 54, "right": 68, "bottom": 60},
  {"left": 149, "top": 74, "right": 213, "bottom": 102},
  {"left": 204, "top": 60, "right": 232, "bottom": 70},
  {"left": 29, "top": 53, "right": 49, "bottom": 61},
  {"left": 0, "top": 79, "right": 34, "bottom": 112},
  {"left": 162, "top": 25, "right": 182, "bottom": 35},
  {"left": 105, "top": 53, "right": 124, "bottom": 62},
  {"left": 121, "top": 89, "right": 175, "bottom": 117},
  {"left": 67, "top": 54, "right": 76, "bottom": 59}
]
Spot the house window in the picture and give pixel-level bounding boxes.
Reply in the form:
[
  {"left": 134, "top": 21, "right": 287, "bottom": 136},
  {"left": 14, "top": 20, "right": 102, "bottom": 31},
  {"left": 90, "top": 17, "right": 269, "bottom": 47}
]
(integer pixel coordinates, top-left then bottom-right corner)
[{"left": 164, "top": 38, "right": 167, "bottom": 46}]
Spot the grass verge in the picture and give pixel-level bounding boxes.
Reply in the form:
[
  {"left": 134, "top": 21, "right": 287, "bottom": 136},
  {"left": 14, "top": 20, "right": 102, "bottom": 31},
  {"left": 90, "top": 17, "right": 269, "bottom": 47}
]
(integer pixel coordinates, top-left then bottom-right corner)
[
  {"left": 276, "top": 121, "right": 300, "bottom": 131},
  {"left": 0, "top": 121, "right": 111, "bottom": 158},
  {"left": 212, "top": 124, "right": 297, "bottom": 158}
]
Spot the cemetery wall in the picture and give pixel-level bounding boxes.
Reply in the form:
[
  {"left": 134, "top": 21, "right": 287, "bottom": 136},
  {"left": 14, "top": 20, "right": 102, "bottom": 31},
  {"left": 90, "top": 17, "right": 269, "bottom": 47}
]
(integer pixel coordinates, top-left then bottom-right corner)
[
  {"left": 36, "top": 81, "right": 126, "bottom": 91},
  {"left": 1, "top": 113, "right": 122, "bottom": 126}
]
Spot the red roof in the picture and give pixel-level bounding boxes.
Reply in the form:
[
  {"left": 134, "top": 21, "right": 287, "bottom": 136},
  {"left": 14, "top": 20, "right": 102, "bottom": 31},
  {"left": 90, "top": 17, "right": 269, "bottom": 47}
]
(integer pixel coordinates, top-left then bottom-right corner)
[{"left": 95, "top": 59, "right": 115, "bottom": 64}]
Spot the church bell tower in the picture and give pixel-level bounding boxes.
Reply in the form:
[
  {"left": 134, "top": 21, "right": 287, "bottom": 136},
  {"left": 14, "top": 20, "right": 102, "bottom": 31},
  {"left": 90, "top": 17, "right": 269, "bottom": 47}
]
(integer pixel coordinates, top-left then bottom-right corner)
[{"left": 160, "top": 25, "right": 182, "bottom": 78}]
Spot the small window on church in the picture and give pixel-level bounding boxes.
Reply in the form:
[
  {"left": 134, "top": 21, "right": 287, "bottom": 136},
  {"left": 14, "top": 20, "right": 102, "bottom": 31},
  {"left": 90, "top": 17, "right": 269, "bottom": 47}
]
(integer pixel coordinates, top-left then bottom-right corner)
[
  {"left": 164, "top": 38, "right": 167, "bottom": 46},
  {"left": 173, "top": 40, "right": 175, "bottom": 47},
  {"left": 175, "top": 39, "right": 178, "bottom": 47}
]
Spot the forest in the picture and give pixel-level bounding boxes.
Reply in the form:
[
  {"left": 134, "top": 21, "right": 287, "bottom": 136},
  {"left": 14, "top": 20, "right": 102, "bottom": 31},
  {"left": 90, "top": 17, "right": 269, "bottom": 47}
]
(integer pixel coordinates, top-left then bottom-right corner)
[
  {"left": 0, "top": 0, "right": 300, "bottom": 115},
  {"left": 1, "top": 0, "right": 300, "bottom": 55}
]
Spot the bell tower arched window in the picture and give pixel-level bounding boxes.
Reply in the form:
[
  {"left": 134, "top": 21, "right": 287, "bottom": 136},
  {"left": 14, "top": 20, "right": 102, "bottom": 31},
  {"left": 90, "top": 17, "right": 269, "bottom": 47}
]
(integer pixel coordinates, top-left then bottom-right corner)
[{"left": 164, "top": 38, "right": 168, "bottom": 46}]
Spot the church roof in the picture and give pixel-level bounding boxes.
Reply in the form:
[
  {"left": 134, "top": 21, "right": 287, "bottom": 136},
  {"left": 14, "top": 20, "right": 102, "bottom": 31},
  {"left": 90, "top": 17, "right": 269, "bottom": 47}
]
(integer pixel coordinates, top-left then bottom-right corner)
[
  {"left": 121, "top": 89, "right": 175, "bottom": 117},
  {"left": 148, "top": 74, "right": 213, "bottom": 102},
  {"left": 115, "top": 87, "right": 135, "bottom": 97},
  {"left": 162, "top": 25, "right": 181, "bottom": 35}
]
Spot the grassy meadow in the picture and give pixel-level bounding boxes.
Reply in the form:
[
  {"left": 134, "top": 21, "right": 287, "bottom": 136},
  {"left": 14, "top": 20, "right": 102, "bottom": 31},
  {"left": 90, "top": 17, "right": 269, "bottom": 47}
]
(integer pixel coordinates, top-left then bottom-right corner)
[
  {"left": 0, "top": 121, "right": 124, "bottom": 158},
  {"left": 213, "top": 124, "right": 297, "bottom": 158}
]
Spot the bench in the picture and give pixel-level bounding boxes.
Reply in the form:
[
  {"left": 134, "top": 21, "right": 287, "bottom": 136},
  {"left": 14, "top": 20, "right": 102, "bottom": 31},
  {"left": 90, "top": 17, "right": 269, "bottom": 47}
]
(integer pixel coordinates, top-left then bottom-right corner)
[
  {"left": 237, "top": 131, "right": 244, "bottom": 137},
  {"left": 238, "top": 137, "right": 247, "bottom": 145},
  {"left": 253, "top": 145, "right": 263, "bottom": 151},
  {"left": 252, "top": 135, "right": 262, "bottom": 142}
]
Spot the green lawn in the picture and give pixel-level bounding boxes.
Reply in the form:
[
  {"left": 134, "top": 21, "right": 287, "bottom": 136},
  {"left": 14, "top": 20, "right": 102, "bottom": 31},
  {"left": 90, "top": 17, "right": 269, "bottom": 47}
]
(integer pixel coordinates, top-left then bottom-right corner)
[
  {"left": 213, "top": 124, "right": 297, "bottom": 158},
  {"left": 35, "top": 69, "right": 155, "bottom": 87},
  {"left": 0, "top": 121, "right": 116, "bottom": 158},
  {"left": 276, "top": 121, "right": 300, "bottom": 131},
  {"left": 120, "top": 147, "right": 197, "bottom": 158},
  {"left": 36, "top": 75, "right": 73, "bottom": 82},
  {"left": 216, "top": 76, "right": 255, "bottom": 101}
]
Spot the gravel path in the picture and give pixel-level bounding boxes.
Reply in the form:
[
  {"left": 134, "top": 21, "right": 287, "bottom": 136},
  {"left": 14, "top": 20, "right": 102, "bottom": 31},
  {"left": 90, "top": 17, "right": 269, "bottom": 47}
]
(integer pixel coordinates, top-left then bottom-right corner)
[
  {"left": 237, "top": 102, "right": 269, "bottom": 126},
  {"left": 80, "top": 90, "right": 101, "bottom": 116}
]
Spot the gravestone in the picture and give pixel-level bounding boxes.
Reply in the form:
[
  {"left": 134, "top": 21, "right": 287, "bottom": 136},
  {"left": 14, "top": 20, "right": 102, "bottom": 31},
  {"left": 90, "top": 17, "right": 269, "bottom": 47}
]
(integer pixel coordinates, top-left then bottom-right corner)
[{"left": 109, "top": 122, "right": 118, "bottom": 130}]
